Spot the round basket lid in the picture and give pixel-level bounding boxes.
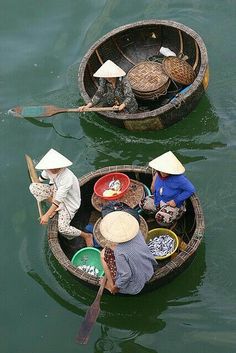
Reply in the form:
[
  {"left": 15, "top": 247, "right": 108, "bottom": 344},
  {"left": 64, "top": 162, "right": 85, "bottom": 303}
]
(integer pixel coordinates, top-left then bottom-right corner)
[
  {"left": 128, "top": 61, "right": 169, "bottom": 93},
  {"left": 162, "top": 56, "right": 196, "bottom": 85}
]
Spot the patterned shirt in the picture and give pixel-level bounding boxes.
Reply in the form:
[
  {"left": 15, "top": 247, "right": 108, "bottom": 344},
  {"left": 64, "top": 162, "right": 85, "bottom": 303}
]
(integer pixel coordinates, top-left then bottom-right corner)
[
  {"left": 114, "top": 231, "right": 157, "bottom": 295},
  {"left": 40, "top": 168, "right": 81, "bottom": 217},
  {"left": 91, "top": 77, "right": 138, "bottom": 113}
]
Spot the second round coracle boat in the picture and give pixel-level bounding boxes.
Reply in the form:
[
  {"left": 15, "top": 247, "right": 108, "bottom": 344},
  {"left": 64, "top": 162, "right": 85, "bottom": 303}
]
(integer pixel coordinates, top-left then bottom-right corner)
[{"left": 78, "top": 20, "right": 209, "bottom": 131}]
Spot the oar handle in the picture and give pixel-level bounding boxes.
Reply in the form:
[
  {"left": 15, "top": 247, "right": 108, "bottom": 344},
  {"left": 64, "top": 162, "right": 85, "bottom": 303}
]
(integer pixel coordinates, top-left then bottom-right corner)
[
  {"left": 96, "top": 275, "right": 107, "bottom": 298},
  {"left": 67, "top": 107, "right": 119, "bottom": 113}
]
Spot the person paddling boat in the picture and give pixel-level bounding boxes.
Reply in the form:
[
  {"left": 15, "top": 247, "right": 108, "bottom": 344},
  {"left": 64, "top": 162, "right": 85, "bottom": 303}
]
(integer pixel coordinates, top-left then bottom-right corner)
[
  {"left": 29, "top": 148, "right": 93, "bottom": 247},
  {"left": 79, "top": 60, "right": 138, "bottom": 113}
]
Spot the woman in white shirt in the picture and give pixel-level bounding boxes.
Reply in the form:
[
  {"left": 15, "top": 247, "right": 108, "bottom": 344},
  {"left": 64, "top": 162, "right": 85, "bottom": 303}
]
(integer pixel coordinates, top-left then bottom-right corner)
[{"left": 29, "top": 148, "right": 93, "bottom": 247}]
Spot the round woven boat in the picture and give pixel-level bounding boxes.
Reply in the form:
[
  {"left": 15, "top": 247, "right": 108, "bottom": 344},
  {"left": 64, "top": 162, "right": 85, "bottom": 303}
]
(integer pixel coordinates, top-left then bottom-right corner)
[
  {"left": 93, "top": 215, "right": 148, "bottom": 248},
  {"left": 78, "top": 19, "right": 209, "bottom": 131},
  {"left": 127, "top": 61, "right": 170, "bottom": 100},
  {"left": 47, "top": 165, "right": 205, "bottom": 291},
  {"left": 162, "top": 56, "right": 196, "bottom": 85}
]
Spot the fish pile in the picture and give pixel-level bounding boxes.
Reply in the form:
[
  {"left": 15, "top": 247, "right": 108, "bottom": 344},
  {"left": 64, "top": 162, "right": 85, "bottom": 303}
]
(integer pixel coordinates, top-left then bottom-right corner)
[
  {"left": 103, "top": 178, "right": 122, "bottom": 197},
  {"left": 77, "top": 265, "right": 100, "bottom": 276},
  {"left": 148, "top": 234, "right": 175, "bottom": 257}
]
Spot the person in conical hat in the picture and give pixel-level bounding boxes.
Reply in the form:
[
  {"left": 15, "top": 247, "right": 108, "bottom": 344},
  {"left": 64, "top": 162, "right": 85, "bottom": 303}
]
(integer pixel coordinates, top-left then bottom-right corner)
[
  {"left": 139, "top": 151, "right": 196, "bottom": 228},
  {"left": 148, "top": 151, "right": 185, "bottom": 175},
  {"left": 93, "top": 60, "right": 126, "bottom": 78},
  {"left": 99, "top": 211, "right": 157, "bottom": 295},
  {"left": 35, "top": 148, "right": 72, "bottom": 169},
  {"left": 79, "top": 60, "right": 138, "bottom": 113},
  {"left": 29, "top": 149, "right": 93, "bottom": 247}
]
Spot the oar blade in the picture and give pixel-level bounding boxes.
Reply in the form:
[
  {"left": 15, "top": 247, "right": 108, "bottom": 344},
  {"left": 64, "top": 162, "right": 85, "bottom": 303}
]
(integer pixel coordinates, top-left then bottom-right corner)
[
  {"left": 25, "top": 154, "right": 40, "bottom": 183},
  {"left": 8, "top": 105, "right": 64, "bottom": 118},
  {"left": 76, "top": 301, "right": 101, "bottom": 344},
  {"left": 76, "top": 276, "right": 107, "bottom": 344}
]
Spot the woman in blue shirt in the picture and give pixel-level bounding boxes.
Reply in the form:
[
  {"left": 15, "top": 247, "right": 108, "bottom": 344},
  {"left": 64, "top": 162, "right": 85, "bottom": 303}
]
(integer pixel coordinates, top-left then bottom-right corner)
[{"left": 140, "top": 151, "right": 195, "bottom": 227}]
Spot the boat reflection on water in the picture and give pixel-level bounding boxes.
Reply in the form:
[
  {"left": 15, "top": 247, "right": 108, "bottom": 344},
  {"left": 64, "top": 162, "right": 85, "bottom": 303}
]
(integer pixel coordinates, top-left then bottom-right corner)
[
  {"left": 76, "top": 94, "right": 224, "bottom": 165},
  {"left": 94, "top": 325, "right": 160, "bottom": 353}
]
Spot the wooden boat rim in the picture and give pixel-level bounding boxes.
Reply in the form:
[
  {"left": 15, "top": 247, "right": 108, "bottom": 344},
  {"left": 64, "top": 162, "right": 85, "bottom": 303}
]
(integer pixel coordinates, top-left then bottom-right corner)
[
  {"left": 47, "top": 165, "right": 205, "bottom": 289},
  {"left": 78, "top": 20, "right": 208, "bottom": 121}
]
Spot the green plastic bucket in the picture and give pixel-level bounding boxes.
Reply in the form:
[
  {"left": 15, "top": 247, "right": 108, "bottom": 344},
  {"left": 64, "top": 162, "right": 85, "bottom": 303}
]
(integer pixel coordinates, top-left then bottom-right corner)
[{"left": 71, "top": 247, "right": 104, "bottom": 277}]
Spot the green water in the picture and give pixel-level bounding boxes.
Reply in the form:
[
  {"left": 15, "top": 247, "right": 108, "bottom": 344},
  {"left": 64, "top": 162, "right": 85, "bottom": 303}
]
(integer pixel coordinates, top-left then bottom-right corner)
[{"left": 1, "top": 1, "right": 236, "bottom": 352}]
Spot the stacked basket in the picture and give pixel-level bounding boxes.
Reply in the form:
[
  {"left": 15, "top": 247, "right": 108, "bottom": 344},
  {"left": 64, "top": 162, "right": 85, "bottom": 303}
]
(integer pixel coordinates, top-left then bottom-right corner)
[
  {"left": 128, "top": 57, "right": 196, "bottom": 101},
  {"left": 127, "top": 61, "right": 170, "bottom": 100}
]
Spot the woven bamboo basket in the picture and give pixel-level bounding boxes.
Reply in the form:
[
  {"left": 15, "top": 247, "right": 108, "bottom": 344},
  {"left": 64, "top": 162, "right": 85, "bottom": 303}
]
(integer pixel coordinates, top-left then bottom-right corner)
[
  {"left": 128, "top": 61, "right": 170, "bottom": 100},
  {"left": 162, "top": 56, "right": 196, "bottom": 85},
  {"left": 92, "top": 178, "right": 145, "bottom": 212},
  {"left": 47, "top": 165, "right": 205, "bottom": 291}
]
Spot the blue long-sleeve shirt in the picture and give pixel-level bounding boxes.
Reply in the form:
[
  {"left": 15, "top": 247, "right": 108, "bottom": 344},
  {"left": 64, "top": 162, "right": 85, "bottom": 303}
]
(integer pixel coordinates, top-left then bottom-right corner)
[{"left": 153, "top": 174, "right": 195, "bottom": 208}]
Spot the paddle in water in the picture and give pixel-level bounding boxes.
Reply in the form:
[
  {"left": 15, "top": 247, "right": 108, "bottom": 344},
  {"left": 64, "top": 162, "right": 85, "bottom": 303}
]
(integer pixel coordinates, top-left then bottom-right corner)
[
  {"left": 8, "top": 105, "right": 119, "bottom": 118},
  {"left": 76, "top": 276, "right": 107, "bottom": 344}
]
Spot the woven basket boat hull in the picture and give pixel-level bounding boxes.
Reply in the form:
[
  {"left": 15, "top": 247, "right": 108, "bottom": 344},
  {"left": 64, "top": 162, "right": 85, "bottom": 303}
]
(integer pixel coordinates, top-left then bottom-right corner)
[
  {"left": 78, "top": 20, "right": 209, "bottom": 131},
  {"left": 47, "top": 165, "right": 205, "bottom": 293}
]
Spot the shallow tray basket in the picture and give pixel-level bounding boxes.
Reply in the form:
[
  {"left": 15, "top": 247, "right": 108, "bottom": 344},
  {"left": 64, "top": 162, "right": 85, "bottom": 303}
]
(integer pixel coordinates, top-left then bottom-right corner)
[{"left": 128, "top": 61, "right": 170, "bottom": 100}]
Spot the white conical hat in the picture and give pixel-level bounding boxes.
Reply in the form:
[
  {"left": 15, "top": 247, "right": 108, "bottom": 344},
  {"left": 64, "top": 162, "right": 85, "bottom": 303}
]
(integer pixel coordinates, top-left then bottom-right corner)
[
  {"left": 93, "top": 60, "right": 126, "bottom": 78},
  {"left": 35, "top": 148, "right": 73, "bottom": 170},
  {"left": 99, "top": 211, "right": 139, "bottom": 243},
  {"left": 148, "top": 151, "right": 185, "bottom": 175}
]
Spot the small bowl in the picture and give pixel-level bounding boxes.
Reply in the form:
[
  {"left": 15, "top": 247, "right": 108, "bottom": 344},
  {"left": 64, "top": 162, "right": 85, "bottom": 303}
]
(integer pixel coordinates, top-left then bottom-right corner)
[
  {"left": 146, "top": 228, "right": 179, "bottom": 260},
  {"left": 94, "top": 172, "right": 130, "bottom": 200},
  {"left": 71, "top": 247, "right": 104, "bottom": 277}
]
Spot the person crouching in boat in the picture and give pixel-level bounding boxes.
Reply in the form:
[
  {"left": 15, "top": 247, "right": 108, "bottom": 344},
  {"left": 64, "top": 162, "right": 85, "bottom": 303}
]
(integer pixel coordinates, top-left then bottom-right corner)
[
  {"left": 99, "top": 211, "right": 157, "bottom": 295},
  {"left": 29, "top": 148, "right": 93, "bottom": 247},
  {"left": 79, "top": 60, "right": 138, "bottom": 113},
  {"left": 139, "top": 151, "right": 196, "bottom": 228}
]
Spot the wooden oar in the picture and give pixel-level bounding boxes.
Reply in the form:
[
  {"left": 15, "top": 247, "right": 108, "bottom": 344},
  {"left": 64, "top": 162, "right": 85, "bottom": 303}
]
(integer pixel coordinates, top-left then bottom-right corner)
[
  {"left": 76, "top": 276, "right": 107, "bottom": 344},
  {"left": 8, "top": 105, "right": 119, "bottom": 119},
  {"left": 25, "top": 154, "right": 43, "bottom": 218}
]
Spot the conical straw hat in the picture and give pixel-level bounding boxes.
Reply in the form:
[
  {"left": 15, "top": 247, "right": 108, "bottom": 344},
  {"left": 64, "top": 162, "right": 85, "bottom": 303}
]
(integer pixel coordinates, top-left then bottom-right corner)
[
  {"left": 93, "top": 60, "right": 126, "bottom": 78},
  {"left": 35, "top": 149, "right": 73, "bottom": 170},
  {"left": 99, "top": 211, "right": 139, "bottom": 243},
  {"left": 148, "top": 151, "right": 185, "bottom": 175}
]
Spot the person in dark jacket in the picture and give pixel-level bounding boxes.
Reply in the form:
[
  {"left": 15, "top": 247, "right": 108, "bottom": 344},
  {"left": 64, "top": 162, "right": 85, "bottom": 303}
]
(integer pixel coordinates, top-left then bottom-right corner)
[{"left": 79, "top": 60, "right": 138, "bottom": 113}]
